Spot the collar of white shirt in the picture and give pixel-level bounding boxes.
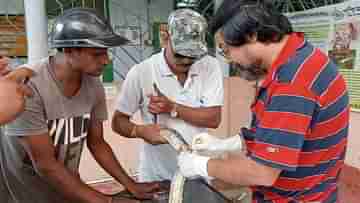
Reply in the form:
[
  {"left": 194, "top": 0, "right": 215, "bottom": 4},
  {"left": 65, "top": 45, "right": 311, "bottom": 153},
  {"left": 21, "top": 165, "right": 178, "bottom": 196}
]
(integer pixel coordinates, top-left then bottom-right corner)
[{"left": 158, "top": 49, "right": 200, "bottom": 78}]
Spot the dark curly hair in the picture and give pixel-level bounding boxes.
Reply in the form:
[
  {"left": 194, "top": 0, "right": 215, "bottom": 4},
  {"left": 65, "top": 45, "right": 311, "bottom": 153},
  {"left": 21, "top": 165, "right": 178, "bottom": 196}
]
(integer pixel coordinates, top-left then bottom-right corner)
[{"left": 211, "top": 0, "right": 293, "bottom": 46}]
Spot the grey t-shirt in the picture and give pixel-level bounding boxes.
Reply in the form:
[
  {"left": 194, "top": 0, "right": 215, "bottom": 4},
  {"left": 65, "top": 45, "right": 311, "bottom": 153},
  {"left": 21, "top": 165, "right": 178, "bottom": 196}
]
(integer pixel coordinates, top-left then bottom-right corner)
[{"left": 0, "top": 57, "right": 108, "bottom": 203}]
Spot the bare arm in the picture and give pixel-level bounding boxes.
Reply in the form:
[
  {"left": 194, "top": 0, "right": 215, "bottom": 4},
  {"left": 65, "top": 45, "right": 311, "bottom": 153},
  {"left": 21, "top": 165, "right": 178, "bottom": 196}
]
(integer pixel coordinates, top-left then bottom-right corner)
[
  {"left": 148, "top": 95, "right": 222, "bottom": 129},
  {"left": 175, "top": 104, "right": 221, "bottom": 129},
  {"left": 87, "top": 118, "right": 136, "bottom": 189},
  {"left": 111, "top": 111, "right": 166, "bottom": 145},
  {"left": 207, "top": 152, "right": 281, "bottom": 186},
  {"left": 19, "top": 134, "right": 110, "bottom": 203},
  {"left": 111, "top": 111, "right": 135, "bottom": 138},
  {"left": 90, "top": 117, "right": 160, "bottom": 199}
]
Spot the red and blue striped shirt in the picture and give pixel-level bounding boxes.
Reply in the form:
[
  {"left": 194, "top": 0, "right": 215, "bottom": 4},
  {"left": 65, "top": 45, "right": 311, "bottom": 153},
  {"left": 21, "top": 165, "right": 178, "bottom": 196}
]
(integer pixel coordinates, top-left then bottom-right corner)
[{"left": 245, "top": 32, "right": 349, "bottom": 203}]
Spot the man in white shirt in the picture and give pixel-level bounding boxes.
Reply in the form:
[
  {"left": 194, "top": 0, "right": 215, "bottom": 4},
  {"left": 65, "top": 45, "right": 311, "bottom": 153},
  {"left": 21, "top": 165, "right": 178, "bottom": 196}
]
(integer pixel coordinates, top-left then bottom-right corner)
[{"left": 112, "top": 9, "right": 224, "bottom": 182}]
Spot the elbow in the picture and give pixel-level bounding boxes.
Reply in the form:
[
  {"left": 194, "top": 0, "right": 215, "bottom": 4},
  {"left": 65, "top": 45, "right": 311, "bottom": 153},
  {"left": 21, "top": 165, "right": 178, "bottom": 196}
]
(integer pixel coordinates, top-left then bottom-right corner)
[
  {"left": 111, "top": 111, "right": 129, "bottom": 134},
  {"left": 214, "top": 115, "right": 221, "bottom": 128},
  {"left": 87, "top": 140, "right": 97, "bottom": 154},
  {"left": 87, "top": 137, "right": 106, "bottom": 154}
]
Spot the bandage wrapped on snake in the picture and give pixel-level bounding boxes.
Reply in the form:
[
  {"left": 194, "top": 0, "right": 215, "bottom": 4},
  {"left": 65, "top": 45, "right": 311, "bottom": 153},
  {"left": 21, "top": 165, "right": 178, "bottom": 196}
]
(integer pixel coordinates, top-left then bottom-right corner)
[
  {"left": 160, "top": 127, "right": 224, "bottom": 203},
  {"left": 159, "top": 127, "right": 189, "bottom": 203}
]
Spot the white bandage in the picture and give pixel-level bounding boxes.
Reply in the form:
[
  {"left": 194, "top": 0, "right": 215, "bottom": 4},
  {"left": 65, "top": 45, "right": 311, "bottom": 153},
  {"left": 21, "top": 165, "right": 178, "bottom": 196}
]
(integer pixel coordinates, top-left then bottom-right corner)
[
  {"left": 178, "top": 152, "right": 210, "bottom": 178},
  {"left": 192, "top": 133, "right": 243, "bottom": 153}
]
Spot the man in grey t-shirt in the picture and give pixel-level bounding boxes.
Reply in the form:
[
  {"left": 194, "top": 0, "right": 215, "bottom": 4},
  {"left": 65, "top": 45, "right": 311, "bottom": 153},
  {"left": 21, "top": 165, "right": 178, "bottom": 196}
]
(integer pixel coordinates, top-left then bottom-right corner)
[{"left": 1, "top": 8, "right": 160, "bottom": 203}]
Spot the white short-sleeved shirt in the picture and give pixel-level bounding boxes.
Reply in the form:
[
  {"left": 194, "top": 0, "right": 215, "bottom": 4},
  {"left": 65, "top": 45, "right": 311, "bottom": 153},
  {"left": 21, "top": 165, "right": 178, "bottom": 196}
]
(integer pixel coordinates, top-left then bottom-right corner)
[{"left": 115, "top": 50, "right": 224, "bottom": 181}]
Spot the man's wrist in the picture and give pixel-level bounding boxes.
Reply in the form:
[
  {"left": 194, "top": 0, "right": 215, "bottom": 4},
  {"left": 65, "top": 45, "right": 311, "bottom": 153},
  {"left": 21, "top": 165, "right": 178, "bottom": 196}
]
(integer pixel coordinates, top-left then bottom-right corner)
[
  {"left": 116, "top": 175, "right": 136, "bottom": 191},
  {"left": 134, "top": 125, "right": 147, "bottom": 141},
  {"left": 130, "top": 124, "right": 138, "bottom": 138},
  {"left": 170, "top": 102, "right": 178, "bottom": 118},
  {"left": 125, "top": 180, "right": 139, "bottom": 195},
  {"left": 223, "top": 135, "right": 243, "bottom": 151},
  {"left": 197, "top": 155, "right": 211, "bottom": 178}
]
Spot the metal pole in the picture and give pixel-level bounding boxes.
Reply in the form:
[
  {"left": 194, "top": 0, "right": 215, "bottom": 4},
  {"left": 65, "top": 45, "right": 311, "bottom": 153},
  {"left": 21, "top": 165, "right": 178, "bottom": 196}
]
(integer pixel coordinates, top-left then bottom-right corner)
[
  {"left": 24, "top": 0, "right": 48, "bottom": 63},
  {"left": 201, "top": 1, "right": 214, "bottom": 15},
  {"left": 146, "top": 0, "right": 151, "bottom": 41}
]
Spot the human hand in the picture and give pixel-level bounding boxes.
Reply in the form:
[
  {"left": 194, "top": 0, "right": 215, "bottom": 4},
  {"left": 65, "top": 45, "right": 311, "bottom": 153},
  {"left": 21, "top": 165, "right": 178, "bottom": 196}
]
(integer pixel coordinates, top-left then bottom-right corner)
[
  {"left": 148, "top": 94, "right": 175, "bottom": 115},
  {"left": 0, "top": 57, "right": 35, "bottom": 97},
  {"left": 0, "top": 56, "right": 35, "bottom": 82},
  {"left": 148, "top": 83, "right": 173, "bottom": 114},
  {"left": 137, "top": 124, "right": 168, "bottom": 145},
  {"left": 127, "top": 182, "right": 163, "bottom": 200},
  {"left": 178, "top": 151, "right": 210, "bottom": 179},
  {"left": 5, "top": 67, "right": 35, "bottom": 84}
]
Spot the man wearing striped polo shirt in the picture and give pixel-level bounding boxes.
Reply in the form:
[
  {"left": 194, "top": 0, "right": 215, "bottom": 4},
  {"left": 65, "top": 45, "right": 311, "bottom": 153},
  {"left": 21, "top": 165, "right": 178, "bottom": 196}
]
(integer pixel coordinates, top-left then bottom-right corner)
[{"left": 177, "top": 1, "right": 349, "bottom": 202}]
